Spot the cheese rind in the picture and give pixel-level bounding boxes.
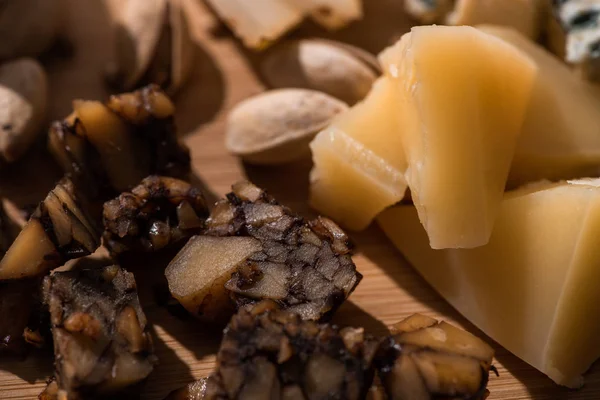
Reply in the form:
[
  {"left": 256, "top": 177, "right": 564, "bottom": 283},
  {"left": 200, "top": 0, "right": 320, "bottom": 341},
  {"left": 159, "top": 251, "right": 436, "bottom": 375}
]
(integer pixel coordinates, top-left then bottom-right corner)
[
  {"left": 480, "top": 25, "right": 600, "bottom": 187},
  {"left": 380, "top": 26, "right": 537, "bottom": 249},
  {"left": 378, "top": 179, "right": 600, "bottom": 387},
  {"left": 309, "top": 77, "right": 407, "bottom": 230}
]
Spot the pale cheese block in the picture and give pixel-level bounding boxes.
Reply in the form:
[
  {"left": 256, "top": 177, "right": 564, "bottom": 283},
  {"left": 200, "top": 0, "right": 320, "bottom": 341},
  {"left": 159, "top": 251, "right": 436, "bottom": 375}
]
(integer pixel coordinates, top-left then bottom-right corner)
[
  {"left": 379, "top": 26, "right": 537, "bottom": 249},
  {"left": 309, "top": 77, "right": 407, "bottom": 230},
  {"left": 480, "top": 25, "right": 600, "bottom": 187},
  {"left": 377, "top": 179, "right": 600, "bottom": 388}
]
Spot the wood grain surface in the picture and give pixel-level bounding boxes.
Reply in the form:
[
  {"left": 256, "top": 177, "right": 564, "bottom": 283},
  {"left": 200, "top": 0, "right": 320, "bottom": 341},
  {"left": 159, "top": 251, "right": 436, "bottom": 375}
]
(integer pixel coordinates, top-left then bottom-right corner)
[{"left": 0, "top": 0, "right": 599, "bottom": 399}]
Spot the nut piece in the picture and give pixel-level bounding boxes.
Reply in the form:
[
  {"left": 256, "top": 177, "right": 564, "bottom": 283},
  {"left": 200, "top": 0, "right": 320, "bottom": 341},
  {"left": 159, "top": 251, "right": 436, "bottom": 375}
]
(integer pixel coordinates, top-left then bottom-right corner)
[
  {"left": 225, "top": 89, "right": 348, "bottom": 164},
  {"left": 164, "top": 378, "right": 209, "bottom": 400},
  {"left": 0, "top": 58, "right": 48, "bottom": 164},
  {"left": 109, "top": 0, "right": 194, "bottom": 95},
  {"left": 204, "top": 303, "right": 378, "bottom": 400},
  {"left": 0, "top": 0, "right": 62, "bottom": 59},
  {"left": 44, "top": 264, "right": 156, "bottom": 399},
  {"left": 38, "top": 379, "right": 59, "bottom": 400},
  {"left": 261, "top": 39, "right": 378, "bottom": 105},
  {"left": 48, "top": 85, "right": 190, "bottom": 200},
  {"left": 103, "top": 175, "right": 209, "bottom": 255},
  {"left": 376, "top": 314, "right": 495, "bottom": 400},
  {"left": 0, "top": 179, "right": 100, "bottom": 280},
  {"left": 166, "top": 181, "right": 362, "bottom": 321},
  {"left": 547, "top": 0, "right": 600, "bottom": 81}
]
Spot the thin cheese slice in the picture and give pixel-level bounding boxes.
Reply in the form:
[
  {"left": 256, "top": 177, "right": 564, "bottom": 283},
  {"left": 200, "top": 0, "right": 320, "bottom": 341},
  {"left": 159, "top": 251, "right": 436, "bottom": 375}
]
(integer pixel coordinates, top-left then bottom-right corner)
[
  {"left": 309, "top": 77, "right": 407, "bottom": 230},
  {"left": 480, "top": 25, "right": 600, "bottom": 187},
  {"left": 379, "top": 26, "right": 537, "bottom": 249},
  {"left": 378, "top": 179, "right": 600, "bottom": 388}
]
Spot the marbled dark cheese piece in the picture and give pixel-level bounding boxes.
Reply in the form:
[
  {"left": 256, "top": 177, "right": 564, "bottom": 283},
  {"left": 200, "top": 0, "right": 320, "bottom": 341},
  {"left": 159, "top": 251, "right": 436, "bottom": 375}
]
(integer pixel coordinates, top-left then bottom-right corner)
[
  {"left": 204, "top": 302, "right": 378, "bottom": 400},
  {"left": 103, "top": 175, "right": 209, "bottom": 255},
  {"left": 376, "top": 314, "right": 495, "bottom": 400},
  {"left": 0, "top": 179, "right": 100, "bottom": 281},
  {"left": 44, "top": 265, "right": 156, "bottom": 399},
  {"left": 48, "top": 84, "right": 190, "bottom": 202},
  {"left": 203, "top": 181, "right": 361, "bottom": 321},
  {"left": 167, "top": 312, "right": 497, "bottom": 400}
]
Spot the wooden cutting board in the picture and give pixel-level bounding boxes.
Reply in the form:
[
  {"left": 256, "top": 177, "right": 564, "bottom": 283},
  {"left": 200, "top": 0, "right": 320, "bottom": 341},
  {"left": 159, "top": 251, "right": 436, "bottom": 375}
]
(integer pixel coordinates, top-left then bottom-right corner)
[{"left": 0, "top": 0, "right": 599, "bottom": 399}]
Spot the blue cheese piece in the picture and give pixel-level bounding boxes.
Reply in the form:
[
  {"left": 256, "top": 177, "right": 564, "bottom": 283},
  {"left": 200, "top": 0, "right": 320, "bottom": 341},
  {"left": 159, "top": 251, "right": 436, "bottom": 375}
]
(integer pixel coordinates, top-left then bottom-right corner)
[{"left": 549, "top": 0, "right": 600, "bottom": 81}]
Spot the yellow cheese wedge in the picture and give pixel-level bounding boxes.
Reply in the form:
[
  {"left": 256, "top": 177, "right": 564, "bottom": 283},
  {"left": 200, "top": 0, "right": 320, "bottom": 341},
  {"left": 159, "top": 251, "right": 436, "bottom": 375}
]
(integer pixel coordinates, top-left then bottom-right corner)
[
  {"left": 480, "top": 25, "right": 600, "bottom": 187},
  {"left": 378, "top": 179, "right": 600, "bottom": 388},
  {"left": 379, "top": 26, "right": 537, "bottom": 249},
  {"left": 309, "top": 77, "right": 407, "bottom": 230}
]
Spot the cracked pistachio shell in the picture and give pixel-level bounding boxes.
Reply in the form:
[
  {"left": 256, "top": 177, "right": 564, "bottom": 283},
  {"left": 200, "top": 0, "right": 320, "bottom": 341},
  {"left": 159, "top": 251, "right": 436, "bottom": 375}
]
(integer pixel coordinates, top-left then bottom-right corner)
[
  {"left": 111, "top": 0, "right": 193, "bottom": 95},
  {"left": 226, "top": 89, "right": 348, "bottom": 165},
  {"left": 261, "top": 39, "right": 379, "bottom": 105}
]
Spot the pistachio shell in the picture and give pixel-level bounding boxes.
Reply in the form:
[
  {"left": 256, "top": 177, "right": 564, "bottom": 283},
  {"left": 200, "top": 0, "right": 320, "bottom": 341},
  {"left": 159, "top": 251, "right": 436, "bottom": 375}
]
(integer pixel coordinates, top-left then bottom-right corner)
[
  {"left": 0, "top": 0, "right": 62, "bottom": 60},
  {"left": 260, "top": 39, "right": 379, "bottom": 105},
  {"left": 226, "top": 89, "right": 348, "bottom": 165},
  {"left": 112, "top": 0, "right": 193, "bottom": 95},
  {"left": 116, "top": 0, "right": 167, "bottom": 90},
  {"left": 169, "top": 0, "right": 194, "bottom": 94},
  {"left": 313, "top": 38, "right": 382, "bottom": 74},
  {"left": 0, "top": 58, "right": 48, "bottom": 164}
]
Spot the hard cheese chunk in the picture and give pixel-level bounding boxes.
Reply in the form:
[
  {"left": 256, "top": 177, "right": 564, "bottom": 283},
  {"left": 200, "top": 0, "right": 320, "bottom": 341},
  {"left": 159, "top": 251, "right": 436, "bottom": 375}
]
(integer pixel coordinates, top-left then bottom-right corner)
[
  {"left": 379, "top": 26, "right": 537, "bottom": 249},
  {"left": 480, "top": 26, "right": 600, "bottom": 187},
  {"left": 309, "top": 77, "right": 407, "bottom": 230},
  {"left": 378, "top": 179, "right": 600, "bottom": 388}
]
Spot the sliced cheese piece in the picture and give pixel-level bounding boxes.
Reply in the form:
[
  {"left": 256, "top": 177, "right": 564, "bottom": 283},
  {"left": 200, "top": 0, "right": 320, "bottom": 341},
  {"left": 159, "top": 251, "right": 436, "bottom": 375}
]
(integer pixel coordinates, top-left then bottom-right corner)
[
  {"left": 379, "top": 26, "right": 537, "bottom": 249},
  {"left": 293, "top": 0, "right": 363, "bottom": 30},
  {"left": 205, "top": 0, "right": 305, "bottom": 49},
  {"left": 447, "top": 0, "right": 543, "bottom": 39},
  {"left": 377, "top": 179, "right": 600, "bottom": 388},
  {"left": 309, "top": 77, "right": 407, "bottom": 230},
  {"left": 480, "top": 25, "right": 600, "bottom": 187}
]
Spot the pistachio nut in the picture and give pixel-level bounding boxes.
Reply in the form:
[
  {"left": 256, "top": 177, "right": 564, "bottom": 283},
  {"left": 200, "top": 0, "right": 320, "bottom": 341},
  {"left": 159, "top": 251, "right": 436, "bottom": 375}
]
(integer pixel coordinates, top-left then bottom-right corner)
[
  {"left": 0, "top": 0, "right": 62, "bottom": 60},
  {"left": 225, "top": 89, "right": 348, "bottom": 165},
  {"left": 108, "top": 0, "right": 193, "bottom": 95},
  {"left": 0, "top": 58, "right": 48, "bottom": 164},
  {"left": 260, "top": 39, "right": 379, "bottom": 105}
]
